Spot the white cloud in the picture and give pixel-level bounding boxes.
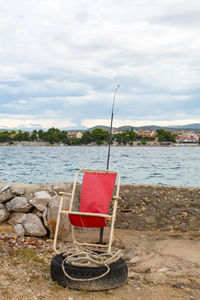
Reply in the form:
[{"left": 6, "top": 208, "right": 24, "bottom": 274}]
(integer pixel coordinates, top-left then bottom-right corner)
[
  {"left": 0, "top": 0, "right": 200, "bottom": 128},
  {"left": 0, "top": 114, "right": 76, "bottom": 129},
  {"left": 18, "top": 99, "right": 27, "bottom": 104},
  {"left": 82, "top": 118, "right": 200, "bottom": 128}
]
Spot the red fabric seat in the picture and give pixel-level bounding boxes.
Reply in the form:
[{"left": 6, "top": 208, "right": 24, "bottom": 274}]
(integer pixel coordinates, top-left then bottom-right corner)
[{"left": 69, "top": 172, "right": 117, "bottom": 228}]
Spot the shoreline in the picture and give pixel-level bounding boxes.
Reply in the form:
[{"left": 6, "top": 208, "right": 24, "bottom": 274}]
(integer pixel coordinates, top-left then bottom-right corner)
[{"left": 0, "top": 141, "right": 199, "bottom": 147}]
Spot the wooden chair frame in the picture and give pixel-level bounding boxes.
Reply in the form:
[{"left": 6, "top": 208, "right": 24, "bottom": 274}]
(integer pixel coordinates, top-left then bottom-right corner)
[{"left": 53, "top": 169, "right": 121, "bottom": 254}]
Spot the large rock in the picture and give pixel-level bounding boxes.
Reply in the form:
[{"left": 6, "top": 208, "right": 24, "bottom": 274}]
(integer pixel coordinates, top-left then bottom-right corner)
[
  {"left": 44, "top": 194, "right": 71, "bottom": 240},
  {"left": 0, "top": 203, "right": 10, "bottom": 222},
  {"left": 24, "top": 184, "right": 44, "bottom": 196},
  {"left": 9, "top": 212, "right": 47, "bottom": 237},
  {"left": 9, "top": 212, "right": 27, "bottom": 224},
  {"left": 23, "top": 214, "right": 47, "bottom": 236},
  {"left": 11, "top": 183, "right": 26, "bottom": 195},
  {"left": 53, "top": 182, "right": 73, "bottom": 194},
  {"left": 14, "top": 223, "right": 25, "bottom": 237},
  {"left": 30, "top": 191, "right": 51, "bottom": 212},
  {"left": 0, "top": 185, "right": 14, "bottom": 203},
  {"left": 6, "top": 196, "right": 32, "bottom": 212}
]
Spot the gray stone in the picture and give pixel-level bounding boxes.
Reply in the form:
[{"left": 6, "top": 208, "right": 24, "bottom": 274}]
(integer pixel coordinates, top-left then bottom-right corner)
[
  {"left": 9, "top": 213, "right": 27, "bottom": 224},
  {"left": 11, "top": 183, "right": 26, "bottom": 195},
  {"left": 24, "top": 184, "right": 42, "bottom": 199},
  {"left": 44, "top": 195, "right": 71, "bottom": 240},
  {"left": 23, "top": 214, "right": 47, "bottom": 237},
  {"left": 35, "top": 210, "right": 43, "bottom": 218},
  {"left": 189, "top": 215, "right": 200, "bottom": 229},
  {"left": 145, "top": 216, "right": 156, "bottom": 224},
  {"left": 6, "top": 196, "right": 32, "bottom": 212},
  {"left": 0, "top": 203, "right": 10, "bottom": 222},
  {"left": 129, "top": 256, "right": 142, "bottom": 264},
  {"left": 144, "top": 272, "right": 167, "bottom": 284},
  {"left": 14, "top": 223, "right": 25, "bottom": 237},
  {"left": 43, "top": 207, "right": 48, "bottom": 228},
  {"left": 0, "top": 185, "right": 10, "bottom": 194},
  {"left": 29, "top": 191, "right": 51, "bottom": 212},
  {"left": 0, "top": 185, "right": 14, "bottom": 203},
  {"left": 53, "top": 182, "right": 73, "bottom": 194}
]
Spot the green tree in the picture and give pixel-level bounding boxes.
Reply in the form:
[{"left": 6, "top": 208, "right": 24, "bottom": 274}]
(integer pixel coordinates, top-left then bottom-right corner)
[
  {"left": 114, "top": 131, "right": 130, "bottom": 145},
  {"left": 91, "top": 129, "right": 109, "bottom": 145},
  {"left": 59, "top": 131, "right": 69, "bottom": 144},
  {"left": 0, "top": 131, "right": 10, "bottom": 142},
  {"left": 127, "top": 130, "right": 139, "bottom": 141},
  {"left": 21, "top": 131, "right": 31, "bottom": 141},
  {"left": 71, "top": 138, "right": 82, "bottom": 145},
  {"left": 30, "top": 130, "right": 38, "bottom": 141},
  {"left": 43, "top": 128, "right": 60, "bottom": 144},
  {"left": 38, "top": 129, "right": 44, "bottom": 140},
  {"left": 13, "top": 130, "right": 23, "bottom": 141},
  {"left": 81, "top": 131, "right": 92, "bottom": 144},
  {"left": 156, "top": 129, "right": 176, "bottom": 143},
  {"left": 121, "top": 132, "right": 129, "bottom": 145}
]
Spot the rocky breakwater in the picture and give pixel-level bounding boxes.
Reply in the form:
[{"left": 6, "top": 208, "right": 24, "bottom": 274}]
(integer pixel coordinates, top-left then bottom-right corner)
[
  {"left": 0, "top": 182, "right": 200, "bottom": 239},
  {"left": 118, "top": 184, "right": 200, "bottom": 232},
  {"left": 0, "top": 182, "right": 81, "bottom": 239}
]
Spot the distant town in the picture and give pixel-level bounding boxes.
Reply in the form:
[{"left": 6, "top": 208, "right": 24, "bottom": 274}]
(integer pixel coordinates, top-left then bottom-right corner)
[{"left": 0, "top": 126, "right": 200, "bottom": 146}]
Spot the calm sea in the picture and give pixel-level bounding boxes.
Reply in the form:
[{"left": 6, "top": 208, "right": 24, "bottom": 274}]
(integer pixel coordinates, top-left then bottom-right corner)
[{"left": 0, "top": 146, "right": 200, "bottom": 187}]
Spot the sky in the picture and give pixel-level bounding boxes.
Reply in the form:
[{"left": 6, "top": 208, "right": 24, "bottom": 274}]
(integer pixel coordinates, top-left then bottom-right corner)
[{"left": 0, "top": 0, "right": 200, "bottom": 130}]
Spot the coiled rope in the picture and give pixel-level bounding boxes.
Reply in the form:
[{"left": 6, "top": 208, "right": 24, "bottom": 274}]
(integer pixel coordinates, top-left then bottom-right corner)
[{"left": 61, "top": 247, "right": 123, "bottom": 282}]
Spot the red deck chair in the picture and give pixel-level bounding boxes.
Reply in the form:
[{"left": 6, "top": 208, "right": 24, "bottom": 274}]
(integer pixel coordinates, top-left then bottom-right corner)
[{"left": 53, "top": 169, "right": 121, "bottom": 253}]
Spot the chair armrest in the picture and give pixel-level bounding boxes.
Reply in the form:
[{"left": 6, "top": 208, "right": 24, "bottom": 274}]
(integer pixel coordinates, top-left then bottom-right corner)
[
  {"left": 113, "top": 196, "right": 121, "bottom": 200},
  {"left": 59, "top": 192, "right": 72, "bottom": 196},
  {"left": 60, "top": 210, "right": 112, "bottom": 219}
]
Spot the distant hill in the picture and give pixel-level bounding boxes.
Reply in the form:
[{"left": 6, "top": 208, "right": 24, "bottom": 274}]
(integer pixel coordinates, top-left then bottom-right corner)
[
  {"left": 1, "top": 123, "right": 200, "bottom": 133},
  {"left": 172, "top": 123, "right": 200, "bottom": 130},
  {"left": 87, "top": 125, "right": 111, "bottom": 132},
  {"left": 87, "top": 123, "right": 200, "bottom": 132}
]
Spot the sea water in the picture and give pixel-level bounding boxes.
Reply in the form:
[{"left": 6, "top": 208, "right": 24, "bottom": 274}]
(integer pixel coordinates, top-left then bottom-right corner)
[{"left": 0, "top": 146, "right": 199, "bottom": 187}]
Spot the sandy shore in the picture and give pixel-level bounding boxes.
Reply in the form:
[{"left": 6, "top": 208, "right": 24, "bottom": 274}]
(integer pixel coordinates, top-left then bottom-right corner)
[{"left": 0, "top": 226, "right": 200, "bottom": 300}]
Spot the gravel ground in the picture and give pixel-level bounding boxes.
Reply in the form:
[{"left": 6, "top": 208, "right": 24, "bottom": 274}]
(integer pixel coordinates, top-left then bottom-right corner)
[{"left": 0, "top": 228, "right": 200, "bottom": 300}]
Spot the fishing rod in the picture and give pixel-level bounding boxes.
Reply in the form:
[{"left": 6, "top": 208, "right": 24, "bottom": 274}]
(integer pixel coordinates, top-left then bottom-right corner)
[
  {"left": 99, "top": 84, "right": 120, "bottom": 244},
  {"left": 106, "top": 84, "right": 120, "bottom": 170}
]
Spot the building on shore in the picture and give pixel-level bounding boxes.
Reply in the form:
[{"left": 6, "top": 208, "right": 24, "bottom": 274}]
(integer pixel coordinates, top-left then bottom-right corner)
[
  {"left": 135, "top": 130, "right": 156, "bottom": 138},
  {"left": 68, "top": 131, "right": 83, "bottom": 139},
  {"left": 176, "top": 130, "right": 199, "bottom": 144}
]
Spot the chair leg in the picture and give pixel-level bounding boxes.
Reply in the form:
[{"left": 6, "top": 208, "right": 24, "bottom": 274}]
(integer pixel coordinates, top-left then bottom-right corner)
[
  {"left": 53, "top": 195, "right": 64, "bottom": 253},
  {"left": 108, "top": 200, "right": 118, "bottom": 253},
  {"left": 99, "top": 228, "right": 104, "bottom": 244}
]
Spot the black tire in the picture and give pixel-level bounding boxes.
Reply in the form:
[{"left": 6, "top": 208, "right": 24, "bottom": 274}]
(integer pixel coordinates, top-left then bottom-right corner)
[{"left": 50, "top": 251, "right": 128, "bottom": 291}]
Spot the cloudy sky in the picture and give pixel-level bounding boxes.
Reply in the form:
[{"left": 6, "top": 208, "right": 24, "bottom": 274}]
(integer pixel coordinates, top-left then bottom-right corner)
[{"left": 0, "top": 0, "right": 200, "bottom": 130}]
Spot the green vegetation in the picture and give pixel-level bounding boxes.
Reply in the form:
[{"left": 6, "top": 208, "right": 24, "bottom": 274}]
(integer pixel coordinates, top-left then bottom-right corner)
[
  {"left": 13, "top": 248, "right": 46, "bottom": 264},
  {"left": 82, "top": 128, "right": 109, "bottom": 145},
  {"left": 0, "top": 128, "right": 70, "bottom": 145},
  {"left": 0, "top": 128, "right": 110, "bottom": 145},
  {"left": 0, "top": 131, "right": 11, "bottom": 143},
  {"left": 141, "top": 140, "right": 147, "bottom": 145},
  {"left": 115, "top": 130, "right": 140, "bottom": 145},
  {"left": 0, "top": 127, "right": 177, "bottom": 145},
  {"left": 156, "top": 129, "right": 176, "bottom": 143}
]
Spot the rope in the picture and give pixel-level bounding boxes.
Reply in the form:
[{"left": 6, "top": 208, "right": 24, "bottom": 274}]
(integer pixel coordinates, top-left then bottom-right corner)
[{"left": 61, "top": 247, "right": 123, "bottom": 282}]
